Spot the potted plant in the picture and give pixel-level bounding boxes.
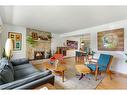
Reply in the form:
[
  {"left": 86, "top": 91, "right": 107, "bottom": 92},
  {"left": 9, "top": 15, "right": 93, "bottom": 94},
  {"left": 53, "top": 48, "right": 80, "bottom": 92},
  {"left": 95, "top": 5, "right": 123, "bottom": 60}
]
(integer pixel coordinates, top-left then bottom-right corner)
[{"left": 26, "top": 36, "right": 38, "bottom": 47}]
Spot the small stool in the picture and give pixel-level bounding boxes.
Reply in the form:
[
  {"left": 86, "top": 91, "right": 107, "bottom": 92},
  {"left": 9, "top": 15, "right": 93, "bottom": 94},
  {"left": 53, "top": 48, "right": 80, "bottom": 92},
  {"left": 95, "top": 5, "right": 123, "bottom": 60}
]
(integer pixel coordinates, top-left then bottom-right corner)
[{"left": 75, "top": 64, "right": 91, "bottom": 80}]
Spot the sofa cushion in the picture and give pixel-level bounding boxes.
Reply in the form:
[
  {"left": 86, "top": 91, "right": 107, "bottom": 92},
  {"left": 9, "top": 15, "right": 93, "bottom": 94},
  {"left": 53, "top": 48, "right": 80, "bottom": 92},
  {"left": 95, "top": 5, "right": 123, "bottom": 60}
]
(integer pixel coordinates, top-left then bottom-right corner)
[
  {"left": 11, "top": 58, "right": 29, "bottom": 66},
  {"left": 14, "top": 64, "right": 39, "bottom": 80},
  {"left": 0, "top": 58, "right": 14, "bottom": 83}
]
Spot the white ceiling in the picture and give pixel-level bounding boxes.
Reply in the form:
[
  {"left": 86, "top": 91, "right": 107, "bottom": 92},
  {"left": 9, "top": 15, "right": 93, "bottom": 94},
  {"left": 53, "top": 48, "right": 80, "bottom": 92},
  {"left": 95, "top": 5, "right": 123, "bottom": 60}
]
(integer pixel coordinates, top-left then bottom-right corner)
[{"left": 1, "top": 6, "right": 127, "bottom": 34}]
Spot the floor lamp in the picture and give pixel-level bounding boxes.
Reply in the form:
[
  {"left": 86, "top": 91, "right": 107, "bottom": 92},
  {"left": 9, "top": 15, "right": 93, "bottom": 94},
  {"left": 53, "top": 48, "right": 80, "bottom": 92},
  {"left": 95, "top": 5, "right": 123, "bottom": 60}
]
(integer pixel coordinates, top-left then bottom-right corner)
[{"left": 5, "top": 38, "right": 13, "bottom": 60}]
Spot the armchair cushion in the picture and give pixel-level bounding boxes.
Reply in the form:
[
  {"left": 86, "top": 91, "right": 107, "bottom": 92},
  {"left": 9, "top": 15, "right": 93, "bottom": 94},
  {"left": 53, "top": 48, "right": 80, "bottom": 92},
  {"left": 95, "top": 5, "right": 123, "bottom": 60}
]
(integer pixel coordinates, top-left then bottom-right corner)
[
  {"left": 98, "top": 54, "right": 111, "bottom": 67},
  {"left": 87, "top": 64, "right": 107, "bottom": 71},
  {"left": 87, "top": 64, "right": 96, "bottom": 71}
]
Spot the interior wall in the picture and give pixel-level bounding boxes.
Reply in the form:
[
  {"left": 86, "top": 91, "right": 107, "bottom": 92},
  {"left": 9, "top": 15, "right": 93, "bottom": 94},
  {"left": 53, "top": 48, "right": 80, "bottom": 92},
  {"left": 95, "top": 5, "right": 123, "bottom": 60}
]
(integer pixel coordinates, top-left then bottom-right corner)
[
  {"left": 51, "top": 33, "right": 61, "bottom": 54},
  {"left": 60, "top": 20, "right": 127, "bottom": 74},
  {"left": 2, "top": 24, "right": 26, "bottom": 59},
  {"left": 0, "top": 16, "right": 3, "bottom": 58},
  {"left": 0, "top": 30, "right": 2, "bottom": 58}
]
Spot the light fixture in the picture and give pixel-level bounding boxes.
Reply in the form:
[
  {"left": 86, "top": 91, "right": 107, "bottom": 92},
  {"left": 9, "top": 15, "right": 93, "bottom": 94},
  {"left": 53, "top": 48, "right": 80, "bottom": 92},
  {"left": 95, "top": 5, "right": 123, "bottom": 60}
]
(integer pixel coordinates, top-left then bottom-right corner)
[
  {"left": 5, "top": 38, "right": 13, "bottom": 60},
  {"left": 81, "top": 41, "right": 84, "bottom": 45},
  {"left": 81, "top": 34, "right": 84, "bottom": 45}
]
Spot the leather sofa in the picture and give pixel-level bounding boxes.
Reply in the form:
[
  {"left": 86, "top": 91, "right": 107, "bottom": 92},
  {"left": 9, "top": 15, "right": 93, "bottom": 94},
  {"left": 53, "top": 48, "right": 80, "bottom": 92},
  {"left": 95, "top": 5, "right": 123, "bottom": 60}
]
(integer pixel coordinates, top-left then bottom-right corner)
[{"left": 0, "top": 58, "right": 54, "bottom": 89}]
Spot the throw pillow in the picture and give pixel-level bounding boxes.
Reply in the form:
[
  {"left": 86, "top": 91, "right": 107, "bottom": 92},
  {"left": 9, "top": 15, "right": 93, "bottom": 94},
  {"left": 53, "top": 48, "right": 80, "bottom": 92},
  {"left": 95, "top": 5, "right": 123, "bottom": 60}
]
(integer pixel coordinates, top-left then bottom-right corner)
[
  {"left": 0, "top": 58, "right": 14, "bottom": 83},
  {"left": 0, "top": 58, "right": 14, "bottom": 74},
  {"left": 0, "top": 65, "right": 14, "bottom": 83}
]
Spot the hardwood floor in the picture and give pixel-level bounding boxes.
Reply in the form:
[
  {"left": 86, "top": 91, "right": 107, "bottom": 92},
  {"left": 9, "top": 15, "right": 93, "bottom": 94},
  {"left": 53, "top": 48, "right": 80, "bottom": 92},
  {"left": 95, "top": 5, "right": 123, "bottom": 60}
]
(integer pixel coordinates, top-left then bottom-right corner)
[
  {"left": 32, "top": 57, "right": 127, "bottom": 89},
  {"left": 96, "top": 73, "right": 127, "bottom": 89}
]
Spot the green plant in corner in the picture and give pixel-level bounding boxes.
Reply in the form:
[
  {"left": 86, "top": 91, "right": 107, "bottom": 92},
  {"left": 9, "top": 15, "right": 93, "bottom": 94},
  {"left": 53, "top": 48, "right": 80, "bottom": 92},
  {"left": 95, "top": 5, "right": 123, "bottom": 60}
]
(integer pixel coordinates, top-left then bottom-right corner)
[
  {"left": 47, "top": 34, "right": 52, "bottom": 40},
  {"left": 26, "top": 36, "right": 38, "bottom": 47}
]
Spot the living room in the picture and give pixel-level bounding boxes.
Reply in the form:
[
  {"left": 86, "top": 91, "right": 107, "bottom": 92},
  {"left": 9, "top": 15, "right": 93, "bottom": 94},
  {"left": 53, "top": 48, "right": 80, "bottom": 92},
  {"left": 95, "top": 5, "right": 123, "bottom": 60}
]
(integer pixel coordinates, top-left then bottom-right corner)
[{"left": 1, "top": 5, "right": 127, "bottom": 91}]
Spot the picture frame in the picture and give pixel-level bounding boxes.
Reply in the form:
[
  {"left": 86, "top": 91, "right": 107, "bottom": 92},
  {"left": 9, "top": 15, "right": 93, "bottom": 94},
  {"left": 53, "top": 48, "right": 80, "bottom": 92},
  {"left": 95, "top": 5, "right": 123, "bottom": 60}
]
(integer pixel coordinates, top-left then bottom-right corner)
[
  {"left": 8, "top": 32, "right": 22, "bottom": 51},
  {"left": 66, "top": 40, "right": 78, "bottom": 49},
  {"left": 97, "top": 28, "right": 124, "bottom": 51}
]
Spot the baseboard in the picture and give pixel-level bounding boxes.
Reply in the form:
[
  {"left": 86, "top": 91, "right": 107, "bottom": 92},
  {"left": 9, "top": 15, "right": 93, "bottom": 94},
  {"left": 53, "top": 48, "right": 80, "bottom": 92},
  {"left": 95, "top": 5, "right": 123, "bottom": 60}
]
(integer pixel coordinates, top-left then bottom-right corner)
[{"left": 111, "top": 71, "right": 127, "bottom": 78}]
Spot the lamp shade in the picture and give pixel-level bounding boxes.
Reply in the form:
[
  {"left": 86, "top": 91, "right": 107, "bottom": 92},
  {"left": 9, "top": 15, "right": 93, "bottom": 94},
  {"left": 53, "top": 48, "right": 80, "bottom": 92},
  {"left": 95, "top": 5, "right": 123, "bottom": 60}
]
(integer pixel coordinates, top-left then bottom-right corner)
[{"left": 5, "top": 38, "right": 13, "bottom": 58}]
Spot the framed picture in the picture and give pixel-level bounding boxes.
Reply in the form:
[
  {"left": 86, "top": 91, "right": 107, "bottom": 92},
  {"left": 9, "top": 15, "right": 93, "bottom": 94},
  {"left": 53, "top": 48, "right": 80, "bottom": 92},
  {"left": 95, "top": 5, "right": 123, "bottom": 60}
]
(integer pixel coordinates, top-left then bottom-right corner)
[
  {"left": 98, "top": 28, "right": 124, "bottom": 51},
  {"left": 8, "top": 32, "right": 22, "bottom": 51},
  {"left": 66, "top": 40, "right": 78, "bottom": 49},
  {"left": 32, "top": 32, "right": 38, "bottom": 40}
]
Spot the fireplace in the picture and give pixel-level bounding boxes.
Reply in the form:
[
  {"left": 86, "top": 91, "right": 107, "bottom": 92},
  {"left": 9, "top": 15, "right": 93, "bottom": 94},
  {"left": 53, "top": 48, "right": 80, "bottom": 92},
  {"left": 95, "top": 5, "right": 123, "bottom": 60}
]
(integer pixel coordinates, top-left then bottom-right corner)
[{"left": 34, "top": 51, "right": 45, "bottom": 60}]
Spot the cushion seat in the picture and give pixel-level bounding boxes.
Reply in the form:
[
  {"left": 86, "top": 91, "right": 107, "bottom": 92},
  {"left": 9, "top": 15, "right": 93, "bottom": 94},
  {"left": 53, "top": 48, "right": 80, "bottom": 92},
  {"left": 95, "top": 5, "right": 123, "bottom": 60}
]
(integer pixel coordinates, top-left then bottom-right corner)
[
  {"left": 14, "top": 64, "right": 39, "bottom": 80},
  {"left": 87, "top": 64, "right": 107, "bottom": 71}
]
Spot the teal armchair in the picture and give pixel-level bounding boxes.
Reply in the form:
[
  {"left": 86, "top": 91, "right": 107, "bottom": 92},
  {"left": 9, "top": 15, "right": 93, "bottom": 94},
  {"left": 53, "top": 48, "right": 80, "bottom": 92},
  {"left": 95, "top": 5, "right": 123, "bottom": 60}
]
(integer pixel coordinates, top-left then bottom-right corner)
[{"left": 87, "top": 54, "right": 113, "bottom": 80}]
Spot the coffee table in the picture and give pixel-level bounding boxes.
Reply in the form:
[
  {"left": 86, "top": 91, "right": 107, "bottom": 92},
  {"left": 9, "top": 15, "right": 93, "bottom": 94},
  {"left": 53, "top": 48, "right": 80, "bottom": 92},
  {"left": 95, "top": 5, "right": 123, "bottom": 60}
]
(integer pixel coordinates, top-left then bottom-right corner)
[
  {"left": 75, "top": 64, "right": 91, "bottom": 80},
  {"left": 42, "top": 62, "right": 66, "bottom": 82}
]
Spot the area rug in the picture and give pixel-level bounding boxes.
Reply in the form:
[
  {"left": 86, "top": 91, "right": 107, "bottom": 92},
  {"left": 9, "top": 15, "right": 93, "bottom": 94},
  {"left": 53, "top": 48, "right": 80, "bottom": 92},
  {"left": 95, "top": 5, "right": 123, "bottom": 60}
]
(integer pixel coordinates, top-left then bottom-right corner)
[
  {"left": 55, "top": 73, "right": 105, "bottom": 89},
  {"left": 54, "top": 62, "right": 105, "bottom": 89}
]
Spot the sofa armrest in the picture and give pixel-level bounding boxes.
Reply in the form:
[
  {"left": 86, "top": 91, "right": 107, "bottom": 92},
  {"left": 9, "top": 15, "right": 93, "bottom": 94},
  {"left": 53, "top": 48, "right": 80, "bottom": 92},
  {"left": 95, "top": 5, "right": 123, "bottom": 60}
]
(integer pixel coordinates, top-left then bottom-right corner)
[{"left": 0, "top": 70, "right": 52, "bottom": 89}]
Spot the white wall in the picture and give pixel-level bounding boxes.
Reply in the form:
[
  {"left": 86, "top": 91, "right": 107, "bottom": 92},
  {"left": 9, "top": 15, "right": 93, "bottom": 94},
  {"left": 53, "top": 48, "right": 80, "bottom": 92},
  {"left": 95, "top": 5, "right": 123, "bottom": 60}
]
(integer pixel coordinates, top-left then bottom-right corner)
[
  {"left": 60, "top": 19, "right": 127, "bottom": 74},
  {"left": 0, "top": 16, "right": 3, "bottom": 58},
  {"left": 0, "top": 30, "right": 2, "bottom": 58},
  {"left": 2, "top": 24, "right": 26, "bottom": 59},
  {"left": 51, "top": 33, "right": 61, "bottom": 54}
]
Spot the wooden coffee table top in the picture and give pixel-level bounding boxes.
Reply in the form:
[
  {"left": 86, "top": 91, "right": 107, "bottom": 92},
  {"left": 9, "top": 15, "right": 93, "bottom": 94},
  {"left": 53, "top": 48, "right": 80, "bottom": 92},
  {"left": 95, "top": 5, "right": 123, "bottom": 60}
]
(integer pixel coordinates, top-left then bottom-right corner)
[{"left": 42, "top": 62, "right": 66, "bottom": 71}]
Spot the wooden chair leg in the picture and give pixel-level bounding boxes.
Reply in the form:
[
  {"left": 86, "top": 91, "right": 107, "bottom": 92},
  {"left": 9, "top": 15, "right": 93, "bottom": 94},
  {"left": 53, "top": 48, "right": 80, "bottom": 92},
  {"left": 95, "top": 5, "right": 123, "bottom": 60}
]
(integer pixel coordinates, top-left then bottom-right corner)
[
  {"left": 95, "top": 69, "right": 98, "bottom": 81},
  {"left": 107, "top": 71, "right": 112, "bottom": 80}
]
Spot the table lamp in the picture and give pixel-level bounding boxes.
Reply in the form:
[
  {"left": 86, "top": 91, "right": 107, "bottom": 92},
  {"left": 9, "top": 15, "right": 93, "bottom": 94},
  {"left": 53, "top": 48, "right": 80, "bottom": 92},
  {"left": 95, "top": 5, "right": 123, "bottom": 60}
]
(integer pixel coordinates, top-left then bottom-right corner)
[{"left": 5, "top": 38, "right": 13, "bottom": 60}]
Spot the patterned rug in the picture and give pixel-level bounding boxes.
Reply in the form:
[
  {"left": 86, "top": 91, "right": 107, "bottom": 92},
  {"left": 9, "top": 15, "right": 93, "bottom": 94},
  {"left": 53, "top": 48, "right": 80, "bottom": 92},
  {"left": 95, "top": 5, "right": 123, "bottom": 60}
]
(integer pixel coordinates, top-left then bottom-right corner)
[
  {"left": 55, "top": 74, "right": 105, "bottom": 89},
  {"left": 54, "top": 61, "right": 105, "bottom": 89}
]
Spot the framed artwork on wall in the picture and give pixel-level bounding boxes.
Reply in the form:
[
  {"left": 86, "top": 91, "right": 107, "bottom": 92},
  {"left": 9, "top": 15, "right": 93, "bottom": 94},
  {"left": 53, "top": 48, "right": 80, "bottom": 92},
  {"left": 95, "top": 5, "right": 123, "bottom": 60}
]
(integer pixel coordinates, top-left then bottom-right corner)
[
  {"left": 97, "top": 28, "right": 124, "bottom": 51},
  {"left": 66, "top": 40, "right": 78, "bottom": 49},
  {"left": 8, "top": 32, "right": 22, "bottom": 51},
  {"left": 32, "top": 32, "right": 38, "bottom": 40}
]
